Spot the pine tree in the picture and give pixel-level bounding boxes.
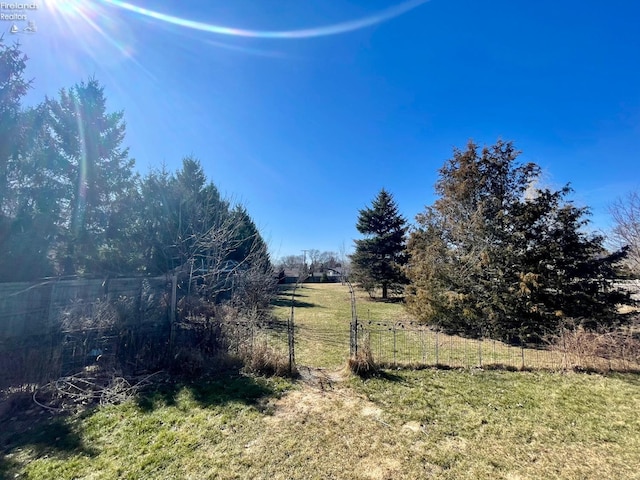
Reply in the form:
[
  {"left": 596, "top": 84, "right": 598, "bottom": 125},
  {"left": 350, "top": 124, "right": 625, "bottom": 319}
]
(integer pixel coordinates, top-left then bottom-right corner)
[
  {"left": 0, "top": 38, "right": 31, "bottom": 212},
  {"left": 351, "top": 189, "right": 408, "bottom": 299},
  {"left": 138, "top": 158, "right": 230, "bottom": 275},
  {"left": 0, "top": 104, "right": 66, "bottom": 280},
  {"left": 227, "top": 205, "right": 271, "bottom": 271}
]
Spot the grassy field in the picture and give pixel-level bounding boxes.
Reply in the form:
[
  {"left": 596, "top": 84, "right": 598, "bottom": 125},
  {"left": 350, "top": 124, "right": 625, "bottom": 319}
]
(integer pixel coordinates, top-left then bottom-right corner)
[
  {"left": 272, "top": 283, "right": 637, "bottom": 372},
  {"left": 271, "top": 283, "right": 410, "bottom": 368},
  {"left": 2, "top": 283, "right": 640, "bottom": 479}
]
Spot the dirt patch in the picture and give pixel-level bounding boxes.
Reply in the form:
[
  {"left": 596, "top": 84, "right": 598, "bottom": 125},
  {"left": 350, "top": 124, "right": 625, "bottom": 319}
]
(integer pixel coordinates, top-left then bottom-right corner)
[
  {"left": 265, "top": 367, "right": 384, "bottom": 426},
  {"left": 402, "top": 421, "right": 423, "bottom": 433},
  {"left": 358, "top": 456, "right": 402, "bottom": 480},
  {"left": 264, "top": 388, "right": 331, "bottom": 423},
  {"left": 297, "top": 365, "right": 348, "bottom": 388},
  {"left": 361, "top": 405, "right": 383, "bottom": 418}
]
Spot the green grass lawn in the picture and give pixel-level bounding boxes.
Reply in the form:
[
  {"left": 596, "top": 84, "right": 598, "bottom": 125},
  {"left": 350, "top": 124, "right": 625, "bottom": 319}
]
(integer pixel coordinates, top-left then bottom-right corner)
[
  {"left": 271, "top": 283, "right": 410, "bottom": 368},
  {"left": 3, "top": 283, "right": 640, "bottom": 479},
  {"left": 4, "top": 370, "right": 639, "bottom": 479}
]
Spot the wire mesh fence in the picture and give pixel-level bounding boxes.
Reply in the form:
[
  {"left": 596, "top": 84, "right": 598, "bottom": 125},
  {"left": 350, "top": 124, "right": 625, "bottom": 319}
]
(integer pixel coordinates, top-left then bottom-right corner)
[
  {"left": 359, "top": 320, "right": 640, "bottom": 372},
  {"left": 3, "top": 275, "right": 639, "bottom": 392},
  {"left": 0, "top": 277, "right": 173, "bottom": 390},
  {"left": 0, "top": 277, "right": 294, "bottom": 390},
  {"left": 219, "top": 317, "right": 290, "bottom": 359}
]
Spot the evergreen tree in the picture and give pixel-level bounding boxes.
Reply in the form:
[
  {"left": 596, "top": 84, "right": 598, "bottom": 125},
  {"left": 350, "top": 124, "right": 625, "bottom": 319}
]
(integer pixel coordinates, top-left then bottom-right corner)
[
  {"left": 227, "top": 205, "right": 271, "bottom": 271},
  {"left": 47, "top": 78, "right": 136, "bottom": 275},
  {"left": 0, "top": 38, "right": 31, "bottom": 212},
  {"left": 138, "top": 158, "right": 230, "bottom": 275},
  {"left": 351, "top": 189, "right": 408, "bottom": 299},
  {"left": 0, "top": 104, "right": 66, "bottom": 280},
  {"left": 0, "top": 40, "right": 64, "bottom": 280},
  {"left": 0, "top": 41, "right": 271, "bottom": 290},
  {"left": 406, "top": 140, "right": 631, "bottom": 342}
]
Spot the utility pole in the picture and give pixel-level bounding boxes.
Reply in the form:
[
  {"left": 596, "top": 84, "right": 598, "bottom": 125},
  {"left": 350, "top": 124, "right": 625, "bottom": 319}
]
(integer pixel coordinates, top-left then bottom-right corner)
[{"left": 300, "top": 249, "right": 309, "bottom": 287}]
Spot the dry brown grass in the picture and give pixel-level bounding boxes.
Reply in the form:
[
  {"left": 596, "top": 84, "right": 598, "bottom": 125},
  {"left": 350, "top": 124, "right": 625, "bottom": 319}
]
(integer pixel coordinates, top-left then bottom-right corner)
[
  {"left": 243, "top": 340, "right": 295, "bottom": 377},
  {"left": 552, "top": 327, "right": 640, "bottom": 372},
  {"left": 348, "top": 340, "right": 378, "bottom": 377}
]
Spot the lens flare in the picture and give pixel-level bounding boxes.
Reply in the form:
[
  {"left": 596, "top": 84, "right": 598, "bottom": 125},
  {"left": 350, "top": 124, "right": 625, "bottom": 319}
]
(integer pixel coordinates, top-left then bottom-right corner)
[
  {"left": 98, "top": 0, "right": 430, "bottom": 39},
  {"left": 40, "top": 0, "right": 156, "bottom": 85},
  {"left": 72, "top": 94, "right": 88, "bottom": 235},
  {"left": 42, "top": 0, "right": 135, "bottom": 58}
]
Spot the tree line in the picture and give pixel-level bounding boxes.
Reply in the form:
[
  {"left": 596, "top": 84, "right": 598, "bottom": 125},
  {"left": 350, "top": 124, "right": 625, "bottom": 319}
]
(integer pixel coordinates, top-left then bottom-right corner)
[
  {"left": 0, "top": 39, "right": 271, "bottom": 287},
  {"left": 351, "top": 141, "right": 637, "bottom": 343}
]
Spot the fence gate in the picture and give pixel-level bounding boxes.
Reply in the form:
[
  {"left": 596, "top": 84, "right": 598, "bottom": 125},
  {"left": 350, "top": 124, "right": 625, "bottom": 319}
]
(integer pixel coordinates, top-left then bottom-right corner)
[{"left": 285, "top": 283, "right": 352, "bottom": 370}]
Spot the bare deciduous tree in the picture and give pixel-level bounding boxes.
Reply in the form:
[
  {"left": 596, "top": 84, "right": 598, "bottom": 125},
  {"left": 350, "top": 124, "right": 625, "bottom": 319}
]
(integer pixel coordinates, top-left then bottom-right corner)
[
  {"left": 277, "top": 255, "right": 304, "bottom": 269},
  {"left": 339, "top": 241, "right": 351, "bottom": 284},
  {"left": 611, "top": 190, "right": 640, "bottom": 275}
]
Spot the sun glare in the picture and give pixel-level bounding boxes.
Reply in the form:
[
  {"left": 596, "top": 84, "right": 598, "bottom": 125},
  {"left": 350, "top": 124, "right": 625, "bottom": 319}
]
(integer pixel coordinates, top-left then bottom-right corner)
[
  {"left": 40, "top": 0, "right": 136, "bottom": 60},
  {"left": 30, "top": 0, "right": 431, "bottom": 69}
]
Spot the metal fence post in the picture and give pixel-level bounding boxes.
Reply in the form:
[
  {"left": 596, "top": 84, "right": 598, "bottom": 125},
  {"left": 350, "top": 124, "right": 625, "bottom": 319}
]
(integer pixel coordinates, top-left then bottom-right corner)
[
  {"left": 288, "top": 316, "right": 295, "bottom": 375},
  {"left": 354, "top": 314, "right": 358, "bottom": 358},
  {"left": 348, "top": 281, "right": 358, "bottom": 359},
  {"left": 169, "top": 273, "right": 178, "bottom": 352},
  {"left": 449, "top": 335, "right": 453, "bottom": 366},
  {"left": 393, "top": 324, "right": 397, "bottom": 367},
  {"left": 288, "top": 286, "right": 296, "bottom": 375},
  {"left": 562, "top": 328, "right": 567, "bottom": 370},
  {"left": 464, "top": 335, "right": 468, "bottom": 368}
]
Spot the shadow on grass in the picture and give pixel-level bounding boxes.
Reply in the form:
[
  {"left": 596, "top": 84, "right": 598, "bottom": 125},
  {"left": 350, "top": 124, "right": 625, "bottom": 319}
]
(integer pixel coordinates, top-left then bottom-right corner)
[
  {"left": 603, "top": 372, "right": 640, "bottom": 387},
  {"left": 352, "top": 368, "right": 406, "bottom": 383},
  {"left": 135, "top": 372, "right": 279, "bottom": 413},
  {"left": 366, "top": 296, "right": 405, "bottom": 304},
  {"left": 0, "top": 455, "right": 20, "bottom": 479},
  {"left": 271, "top": 297, "right": 319, "bottom": 309},
  {"left": 277, "top": 285, "right": 310, "bottom": 295},
  {"left": 0, "top": 407, "right": 97, "bottom": 477},
  {"left": 375, "top": 370, "right": 406, "bottom": 382},
  {"left": 0, "top": 369, "right": 284, "bottom": 477}
]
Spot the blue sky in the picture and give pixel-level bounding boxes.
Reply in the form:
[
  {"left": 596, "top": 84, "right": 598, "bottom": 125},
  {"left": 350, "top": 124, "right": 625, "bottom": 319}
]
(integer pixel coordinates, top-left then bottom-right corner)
[{"left": 12, "top": 0, "right": 640, "bottom": 258}]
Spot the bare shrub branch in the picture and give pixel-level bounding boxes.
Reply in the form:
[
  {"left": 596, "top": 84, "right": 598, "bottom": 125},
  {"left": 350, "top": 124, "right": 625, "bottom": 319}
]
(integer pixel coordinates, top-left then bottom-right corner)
[{"left": 611, "top": 190, "right": 640, "bottom": 275}]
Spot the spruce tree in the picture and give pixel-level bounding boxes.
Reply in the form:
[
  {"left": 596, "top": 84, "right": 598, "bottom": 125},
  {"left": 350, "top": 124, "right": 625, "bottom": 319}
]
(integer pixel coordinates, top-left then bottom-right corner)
[
  {"left": 351, "top": 189, "right": 407, "bottom": 299},
  {"left": 47, "top": 78, "right": 136, "bottom": 275}
]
